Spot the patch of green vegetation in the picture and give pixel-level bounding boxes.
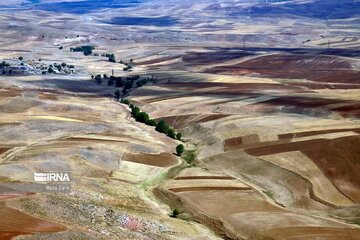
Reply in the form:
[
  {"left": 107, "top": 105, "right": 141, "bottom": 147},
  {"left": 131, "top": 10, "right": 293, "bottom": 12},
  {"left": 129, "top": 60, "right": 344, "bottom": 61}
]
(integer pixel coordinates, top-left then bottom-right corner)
[
  {"left": 0, "top": 176, "right": 19, "bottom": 183},
  {"left": 123, "top": 64, "right": 133, "bottom": 71},
  {"left": 94, "top": 74, "right": 102, "bottom": 84},
  {"left": 350, "top": 219, "right": 360, "bottom": 226},
  {"left": 263, "top": 190, "right": 274, "bottom": 199},
  {"left": 108, "top": 53, "right": 116, "bottom": 63},
  {"left": 170, "top": 208, "right": 180, "bottom": 218},
  {"left": 121, "top": 100, "right": 184, "bottom": 147},
  {"left": 70, "top": 46, "right": 95, "bottom": 56},
  {"left": 182, "top": 149, "right": 196, "bottom": 164},
  {"left": 0, "top": 61, "right": 10, "bottom": 68},
  {"left": 176, "top": 144, "right": 185, "bottom": 156},
  {"left": 138, "top": 170, "right": 169, "bottom": 190}
]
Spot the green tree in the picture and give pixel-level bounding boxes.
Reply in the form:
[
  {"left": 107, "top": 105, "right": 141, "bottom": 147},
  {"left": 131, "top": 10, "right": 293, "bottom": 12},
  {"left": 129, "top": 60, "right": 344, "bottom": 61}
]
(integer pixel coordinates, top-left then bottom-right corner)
[
  {"left": 176, "top": 144, "right": 185, "bottom": 156},
  {"left": 136, "top": 112, "right": 149, "bottom": 123},
  {"left": 94, "top": 74, "right": 102, "bottom": 84},
  {"left": 131, "top": 106, "right": 140, "bottom": 117},
  {"left": 170, "top": 208, "right": 180, "bottom": 218},
  {"left": 108, "top": 79, "right": 114, "bottom": 86},
  {"left": 114, "top": 90, "right": 121, "bottom": 99},
  {"left": 121, "top": 99, "right": 130, "bottom": 105},
  {"left": 125, "top": 80, "right": 133, "bottom": 89},
  {"left": 167, "top": 128, "right": 176, "bottom": 139},
  {"left": 146, "top": 119, "right": 157, "bottom": 127},
  {"left": 122, "top": 88, "right": 127, "bottom": 95},
  {"left": 176, "top": 132, "right": 182, "bottom": 141},
  {"left": 156, "top": 120, "right": 169, "bottom": 134},
  {"left": 18, "top": 56, "right": 23, "bottom": 61},
  {"left": 108, "top": 54, "right": 116, "bottom": 63},
  {"left": 114, "top": 78, "right": 124, "bottom": 88}
]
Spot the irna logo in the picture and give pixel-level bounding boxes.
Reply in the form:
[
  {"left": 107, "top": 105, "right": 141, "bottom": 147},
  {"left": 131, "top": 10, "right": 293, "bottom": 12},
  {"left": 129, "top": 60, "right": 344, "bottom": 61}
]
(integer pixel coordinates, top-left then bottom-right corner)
[{"left": 34, "top": 172, "right": 71, "bottom": 182}]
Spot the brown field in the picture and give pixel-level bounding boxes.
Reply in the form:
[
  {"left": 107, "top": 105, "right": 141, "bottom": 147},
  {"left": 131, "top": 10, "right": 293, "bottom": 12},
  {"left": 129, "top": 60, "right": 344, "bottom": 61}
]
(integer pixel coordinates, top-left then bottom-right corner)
[
  {"left": 0, "top": 202, "right": 65, "bottom": 240},
  {"left": 206, "top": 54, "right": 360, "bottom": 84},
  {"left": 131, "top": 46, "right": 360, "bottom": 239},
  {"left": 245, "top": 135, "right": 360, "bottom": 203},
  {"left": 168, "top": 186, "right": 251, "bottom": 192},
  {"left": 0, "top": 2, "right": 359, "bottom": 239},
  {"left": 175, "top": 176, "right": 235, "bottom": 180},
  {"left": 0, "top": 84, "right": 214, "bottom": 239},
  {"left": 122, "top": 152, "right": 179, "bottom": 167}
]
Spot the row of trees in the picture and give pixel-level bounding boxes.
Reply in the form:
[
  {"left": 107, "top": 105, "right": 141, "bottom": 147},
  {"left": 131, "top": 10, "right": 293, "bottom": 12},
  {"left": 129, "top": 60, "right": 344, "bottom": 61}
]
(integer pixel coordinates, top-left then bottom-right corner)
[
  {"left": 120, "top": 99, "right": 182, "bottom": 141},
  {"left": 92, "top": 73, "right": 157, "bottom": 97},
  {"left": 70, "top": 46, "right": 95, "bottom": 56},
  {"left": 0, "top": 61, "right": 10, "bottom": 68},
  {"left": 69, "top": 47, "right": 134, "bottom": 72},
  {"left": 102, "top": 53, "right": 116, "bottom": 63}
]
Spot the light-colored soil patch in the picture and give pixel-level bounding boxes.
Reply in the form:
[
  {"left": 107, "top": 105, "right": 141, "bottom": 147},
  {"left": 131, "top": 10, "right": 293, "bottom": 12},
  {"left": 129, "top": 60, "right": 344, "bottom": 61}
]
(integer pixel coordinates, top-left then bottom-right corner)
[{"left": 261, "top": 151, "right": 354, "bottom": 206}]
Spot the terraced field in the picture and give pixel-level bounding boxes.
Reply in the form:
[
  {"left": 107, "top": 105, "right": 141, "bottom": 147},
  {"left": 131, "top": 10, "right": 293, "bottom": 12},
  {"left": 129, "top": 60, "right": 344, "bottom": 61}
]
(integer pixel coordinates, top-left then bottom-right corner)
[
  {"left": 0, "top": 82, "right": 218, "bottom": 239},
  {"left": 130, "top": 48, "right": 360, "bottom": 239},
  {"left": 0, "top": 0, "right": 359, "bottom": 239}
]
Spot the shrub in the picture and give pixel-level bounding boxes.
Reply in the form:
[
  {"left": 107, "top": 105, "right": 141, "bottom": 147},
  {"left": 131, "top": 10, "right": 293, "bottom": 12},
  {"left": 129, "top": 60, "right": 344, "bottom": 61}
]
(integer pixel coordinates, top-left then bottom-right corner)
[
  {"left": 59, "top": 46, "right": 63, "bottom": 50},
  {"left": 61, "top": 62, "right": 67, "bottom": 68},
  {"left": 123, "top": 65, "right": 133, "bottom": 71},
  {"left": 48, "top": 67, "right": 54, "bottom": 73},
  {"left": 182, "top": 150, "right": 196, "bottom": 164},
  {"left": 170, "top": 209, "right": 180, "bottom": 218},
  {"left": 18, "top": 56, "right": 23, "bottom": 61}
]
